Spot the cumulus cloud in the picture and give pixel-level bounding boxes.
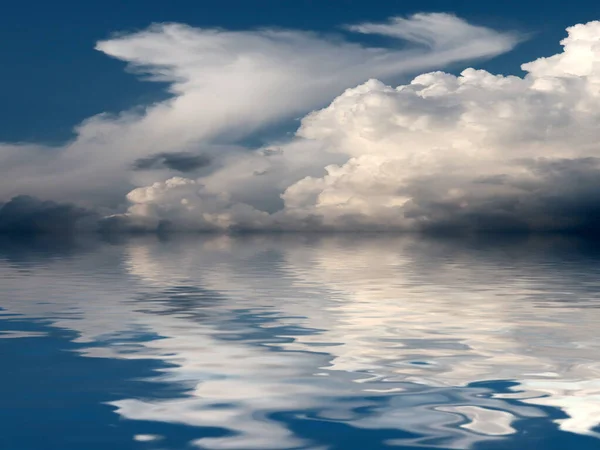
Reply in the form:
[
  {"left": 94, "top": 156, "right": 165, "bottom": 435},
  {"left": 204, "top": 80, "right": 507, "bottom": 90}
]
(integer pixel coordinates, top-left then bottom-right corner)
[
  {"left": 113, "top": 20, "right": 600, "bottom": 233},
  {"left": 276, "top": 20, "right": 600, "bottom": 233},
  {"left": 7, "top": 16, "right": 600, "bottom": 234},
  {"left": 14, "top": 16, "right": 600, "bottom": 234},
  {"left": 0, "top": 13, "right": 518, "bottom": 226}
]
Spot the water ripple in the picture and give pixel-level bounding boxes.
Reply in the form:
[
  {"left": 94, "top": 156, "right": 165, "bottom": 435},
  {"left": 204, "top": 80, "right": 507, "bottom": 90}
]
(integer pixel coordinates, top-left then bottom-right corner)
[{"left": 2, "top": 234, "right": 600, "bottom": 449}]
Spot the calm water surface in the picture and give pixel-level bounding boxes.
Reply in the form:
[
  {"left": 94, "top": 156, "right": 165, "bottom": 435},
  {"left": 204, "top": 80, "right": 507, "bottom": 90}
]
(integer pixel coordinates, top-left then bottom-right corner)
[{"left": 1, "top": 234, "right": 600, "bottom": 450}]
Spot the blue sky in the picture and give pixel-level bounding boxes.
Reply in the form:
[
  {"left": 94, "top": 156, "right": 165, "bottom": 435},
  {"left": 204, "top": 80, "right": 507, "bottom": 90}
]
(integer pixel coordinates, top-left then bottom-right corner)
[{"left": 2, "top": 0, "right": 598, "bottom": 144}]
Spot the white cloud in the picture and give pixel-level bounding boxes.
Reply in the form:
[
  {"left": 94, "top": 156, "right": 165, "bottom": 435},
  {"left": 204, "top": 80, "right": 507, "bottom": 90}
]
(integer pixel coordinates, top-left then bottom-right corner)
[
  {"left": 116, "top": 20, "right": 600, "bottom": 232},
  {"left": 8, "top": 16, "right": 600, "bottom": 234},
  {"left": 0, "top": 13, "right": 518, "bottom": 222}
]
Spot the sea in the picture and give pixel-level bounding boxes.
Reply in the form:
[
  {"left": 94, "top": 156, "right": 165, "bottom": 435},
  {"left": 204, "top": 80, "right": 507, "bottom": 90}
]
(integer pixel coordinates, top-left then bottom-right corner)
[{"left": 1, "top": 233, "right": 600, "bottom": 450}]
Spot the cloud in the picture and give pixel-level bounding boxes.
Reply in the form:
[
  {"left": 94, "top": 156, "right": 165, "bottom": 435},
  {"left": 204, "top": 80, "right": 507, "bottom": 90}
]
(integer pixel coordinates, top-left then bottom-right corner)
[
  {"left": 111, "top": 20, "right": 600, "bottom": 233},
  {"left": 347, "top": 12, "right": 514, "bottom": 56},
  {"left": 0, "top": 13, "right": 518, "bottom": 222},
  {"left": 0, "top": 196, "right": 96, "bottom": 234},
  {"left": 132, "top": 152, "right": 212, "bottom": 172},
  {"left": 275, "top": 18, "right": 600, "bottom": 233},
  {"left": 6, "top": 16, "right": 600, "bottom": 234}
]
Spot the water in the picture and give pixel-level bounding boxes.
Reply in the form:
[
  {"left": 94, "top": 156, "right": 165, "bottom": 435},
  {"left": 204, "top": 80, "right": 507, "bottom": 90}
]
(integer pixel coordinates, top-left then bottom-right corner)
[{"left": 1, "top": 234, "right": 600, "bottom": 450}]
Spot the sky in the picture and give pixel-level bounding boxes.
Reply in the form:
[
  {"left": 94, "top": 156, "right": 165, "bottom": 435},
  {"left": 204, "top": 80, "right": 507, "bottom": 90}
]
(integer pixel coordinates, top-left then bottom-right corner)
[
  {"left": 3, "top": 0, "right": 598, "bottom": 144},
  {"left": 1, "top": 1, "right": 600, "bottom": 233}
]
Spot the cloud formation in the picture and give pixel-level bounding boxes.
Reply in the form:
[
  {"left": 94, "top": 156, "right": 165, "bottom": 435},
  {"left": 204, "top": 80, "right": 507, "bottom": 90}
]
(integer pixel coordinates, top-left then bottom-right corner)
[
  {"left": 9, "top": 15, "right": 600, "bottom": 233},
  {"left": 132, "top": 152, "right": 212, "bottom": 172},
  {"left": 0, "top": 196, "right": 96, "bottom": 234},
  {"left": 278, "top": 21, "right": 600, "bottom": 232},
  {"left": 0, "top": 13, "right": 516, "bottom": 212},
  {"left": 115, "top": 20, "right": 600, "bottom": 233}
]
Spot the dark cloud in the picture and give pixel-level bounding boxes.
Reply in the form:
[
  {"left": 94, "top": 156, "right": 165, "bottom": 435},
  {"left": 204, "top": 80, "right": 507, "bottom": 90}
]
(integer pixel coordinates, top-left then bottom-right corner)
[
  {"left": 0, "top": 196, "right": 97, "bottom": 234},
  {"left": 400, "top": 158, "right": 600, "bottom": 235},
  {"left": 132, "top": 152, "right": 212, "bottom": 173}
]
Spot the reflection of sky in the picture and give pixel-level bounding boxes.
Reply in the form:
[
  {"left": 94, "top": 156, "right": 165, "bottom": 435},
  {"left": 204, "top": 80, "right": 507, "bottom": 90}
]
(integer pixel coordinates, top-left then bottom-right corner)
[{"left": 1, "top": 235, "right": 600, "bottom": 449}]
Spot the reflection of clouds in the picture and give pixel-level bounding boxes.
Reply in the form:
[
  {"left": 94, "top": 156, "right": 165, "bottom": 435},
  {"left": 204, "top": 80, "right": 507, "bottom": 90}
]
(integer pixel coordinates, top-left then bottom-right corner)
[
  {"left": 133, "top": 434, "right": 162, "bottom": 442},
  {"left": 519, "top": 379, "right": 600, "bottom": 438},
  {"left": 127, "top": 235, "right": 600, "bottom": 440},
  {"left": 436, "top": 406, "right": 515, "bottom": 436},
  {"left": 110, "top": 323, "right": 328, "bottom": 450},
  {"left": 0, "top": 330, "right": 47, "bottom": 339},
  {"left": 120, "top": 235, "right": 600, "bottom": 444},
  {"left": 1, "top": 235, "right": 600, "bottom": 448},
  {"left": 275, "top": 236, "right": 600, "bottom": 438}
]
